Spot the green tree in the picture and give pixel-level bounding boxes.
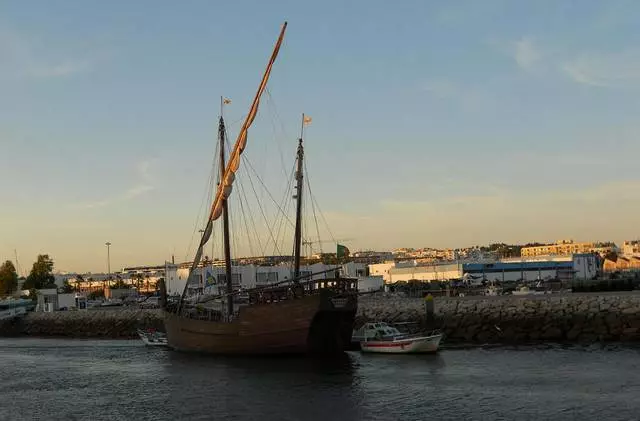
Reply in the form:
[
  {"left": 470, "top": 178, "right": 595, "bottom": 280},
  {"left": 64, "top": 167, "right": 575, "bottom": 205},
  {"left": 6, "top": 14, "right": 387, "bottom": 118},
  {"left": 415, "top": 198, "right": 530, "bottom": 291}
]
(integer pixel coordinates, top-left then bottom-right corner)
[
  {"left": 61, "top": 279, "right": 74, "bottom": 293},
  {"left": 23, "top": 254, "right": 56, "bottom": 290},
  {"left": 154, "top": 277, "right": 165, "bottom": 292},
  {"left": 88, "top": 290, "right": 105, "bottom": 300},
  {"left": 131, "top": 273, "right": 143, "bottom": 290},
  {"left": 0, "top": 260, "right": 18, "bottom": 296},
  {"left": 112, "top": 275, "right": 130, "bottom": 289}
]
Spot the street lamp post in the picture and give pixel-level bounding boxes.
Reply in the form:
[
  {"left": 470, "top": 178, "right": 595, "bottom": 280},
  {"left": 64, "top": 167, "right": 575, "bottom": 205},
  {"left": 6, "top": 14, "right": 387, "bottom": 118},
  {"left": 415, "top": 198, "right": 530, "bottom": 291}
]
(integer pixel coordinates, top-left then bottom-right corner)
[{"left": 105, "top": 242, "right": 112, "bottom": 282}]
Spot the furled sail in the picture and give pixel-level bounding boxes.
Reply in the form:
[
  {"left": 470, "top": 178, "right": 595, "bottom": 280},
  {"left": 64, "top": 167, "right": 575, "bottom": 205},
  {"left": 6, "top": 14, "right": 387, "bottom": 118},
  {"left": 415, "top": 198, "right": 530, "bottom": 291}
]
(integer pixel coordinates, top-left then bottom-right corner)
[
  {"left": 208, "top": 21, "right": 287, "bottom": 224},
  {"left": 183, "top": 22, "right": 288, "bottom": 290}
]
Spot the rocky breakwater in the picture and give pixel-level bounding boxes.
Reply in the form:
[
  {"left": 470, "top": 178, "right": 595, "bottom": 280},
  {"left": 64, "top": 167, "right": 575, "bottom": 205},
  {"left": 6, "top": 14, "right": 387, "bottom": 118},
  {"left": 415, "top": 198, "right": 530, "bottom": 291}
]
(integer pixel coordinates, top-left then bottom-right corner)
[
  {"left": 358, "top": 292, "right": 640, "bottom": 344},
  {"left": 0, "top": 308, "right": 165, "bottom": 338}
]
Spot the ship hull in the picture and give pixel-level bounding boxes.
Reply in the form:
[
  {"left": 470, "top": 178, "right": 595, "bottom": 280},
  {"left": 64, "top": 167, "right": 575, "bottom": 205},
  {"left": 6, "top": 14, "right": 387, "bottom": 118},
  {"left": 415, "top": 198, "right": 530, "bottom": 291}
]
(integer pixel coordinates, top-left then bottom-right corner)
[{"left": 164, "top": 289, "right": 357, "bottom": 355}]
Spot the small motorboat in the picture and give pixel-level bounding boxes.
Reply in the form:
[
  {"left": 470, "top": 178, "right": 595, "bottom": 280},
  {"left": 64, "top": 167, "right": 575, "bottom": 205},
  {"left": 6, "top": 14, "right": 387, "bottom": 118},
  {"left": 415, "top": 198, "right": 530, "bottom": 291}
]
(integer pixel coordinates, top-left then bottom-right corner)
[
  {"left": 353, "top": 321, "right": 443, "bottom": 354},
  {"left": 137, "top": 328, "right": 168, "bottom": 346}
]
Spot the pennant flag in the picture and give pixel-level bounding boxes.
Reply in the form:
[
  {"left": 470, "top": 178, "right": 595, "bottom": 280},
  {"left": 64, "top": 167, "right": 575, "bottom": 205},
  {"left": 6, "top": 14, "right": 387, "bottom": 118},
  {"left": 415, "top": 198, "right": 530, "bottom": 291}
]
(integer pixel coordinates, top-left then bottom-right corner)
[
  {"left": 337, "top": 243, "right": 350, "bottom": 258},
  {"left": 223, "top": 98, "right": 232, "bottom": 104},
  {"left": 205, "top": 271, "right": 216, "bottom": 286},
  {"left": 303, "top": 115, "right": 312, "bottom": 125}
]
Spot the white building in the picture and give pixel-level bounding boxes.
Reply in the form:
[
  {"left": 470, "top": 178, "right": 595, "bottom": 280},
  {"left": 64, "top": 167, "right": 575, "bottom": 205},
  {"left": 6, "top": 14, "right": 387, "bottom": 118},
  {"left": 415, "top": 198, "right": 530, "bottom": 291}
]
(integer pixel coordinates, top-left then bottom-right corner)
[
  {"left": 368, "top": 262, "right": 395, "bottom": 283},
  {"left": 53, "top": 273, "right": 78, "bottom": 288},
  {"left": 388, "top": 262, "right": 461, "bottom": 283},
  {"left": 369, "top": 253, "right": 599, "bottom": 284},
  {"left": 167, "top": 261, "right": 369, "bottom": 296},
  {"left": 622, "top": 241, "right": 640, "bottom": 257}
]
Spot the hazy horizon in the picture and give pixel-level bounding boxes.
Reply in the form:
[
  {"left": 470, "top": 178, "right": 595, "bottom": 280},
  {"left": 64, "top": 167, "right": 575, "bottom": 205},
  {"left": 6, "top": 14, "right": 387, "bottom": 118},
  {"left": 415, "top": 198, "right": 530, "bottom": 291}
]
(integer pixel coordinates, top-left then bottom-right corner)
[{"left": 2, "top": 1, "right": 639, "bottom": 273}]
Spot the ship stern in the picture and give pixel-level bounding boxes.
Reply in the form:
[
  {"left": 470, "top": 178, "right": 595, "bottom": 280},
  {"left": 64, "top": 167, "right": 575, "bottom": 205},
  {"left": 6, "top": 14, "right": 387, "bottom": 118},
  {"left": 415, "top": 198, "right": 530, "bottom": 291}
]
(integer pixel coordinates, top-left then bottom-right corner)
[{"left": 306, "top": 289, "right": 357, "bottom": 354}]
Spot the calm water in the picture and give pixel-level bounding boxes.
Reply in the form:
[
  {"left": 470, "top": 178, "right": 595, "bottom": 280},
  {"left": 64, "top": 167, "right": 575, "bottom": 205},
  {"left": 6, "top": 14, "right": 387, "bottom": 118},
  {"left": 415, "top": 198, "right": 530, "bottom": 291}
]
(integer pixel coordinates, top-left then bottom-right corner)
[{"left": 1, "top": 339, "right": 639, "bottom": 421}]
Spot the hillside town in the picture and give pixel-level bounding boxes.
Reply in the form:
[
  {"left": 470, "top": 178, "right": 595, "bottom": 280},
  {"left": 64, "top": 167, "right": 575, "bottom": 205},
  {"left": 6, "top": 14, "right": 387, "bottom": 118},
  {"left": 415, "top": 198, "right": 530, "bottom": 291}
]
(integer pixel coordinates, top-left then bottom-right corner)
[{"left": 2, "top": 239, "right": 639, "bottom": 312}]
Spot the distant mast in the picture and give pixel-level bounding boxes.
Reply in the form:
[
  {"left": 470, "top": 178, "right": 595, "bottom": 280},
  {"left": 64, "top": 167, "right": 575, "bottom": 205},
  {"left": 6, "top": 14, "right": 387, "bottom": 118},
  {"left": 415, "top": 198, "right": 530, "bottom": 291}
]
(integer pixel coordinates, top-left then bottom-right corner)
[
  {"left": 293, "top": 113, "right": 307, "bottom": 280},
  {"left": 219, "top": 97, "right": 233, "bottom": 317}
]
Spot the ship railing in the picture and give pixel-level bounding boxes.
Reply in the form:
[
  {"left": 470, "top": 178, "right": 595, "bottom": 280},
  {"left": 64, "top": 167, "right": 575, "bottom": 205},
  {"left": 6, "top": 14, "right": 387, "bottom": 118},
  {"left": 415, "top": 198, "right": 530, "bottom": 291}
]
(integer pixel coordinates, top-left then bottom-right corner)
[
  {"left": 195, "top": 267, "right": 358, "bottom": 306},
  {"left": 169, "top": 267, "right": 359, "bottom": 317},
  {"left": 179, "top": 304, "right": 235, "bottom": 323}
]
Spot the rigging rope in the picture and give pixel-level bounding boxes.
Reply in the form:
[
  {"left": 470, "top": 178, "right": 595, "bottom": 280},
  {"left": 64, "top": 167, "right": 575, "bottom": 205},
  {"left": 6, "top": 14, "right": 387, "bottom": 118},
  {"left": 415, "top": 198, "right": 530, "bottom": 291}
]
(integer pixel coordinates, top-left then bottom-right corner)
[
  {"left": 243, "top": 154, "right": 296, "bottom": 229},
  {"left": 229, "top": 123, "right": 263, "bottom": 258},
  {"left": 184, "top": 136, "right": 220, "bottom": 262},
  {"left": 240, "top": 155, "right": 283, "bottom": 256},
  {"left": 271, "top": 161, "right": 296, "bottom": 255},
  {"left": 304, "top": 159, "right": 324, "bottom": 256},
  {"left": 265, "top": 88, "right": 292, "bottom": 180}
]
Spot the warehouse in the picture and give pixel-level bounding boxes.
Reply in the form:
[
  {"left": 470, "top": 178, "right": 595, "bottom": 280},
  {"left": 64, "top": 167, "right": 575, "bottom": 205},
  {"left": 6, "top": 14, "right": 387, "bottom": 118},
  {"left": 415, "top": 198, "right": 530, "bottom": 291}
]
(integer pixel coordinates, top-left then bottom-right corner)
[{"left": 378, "top": 253, "right": 599, "bottom": 284}]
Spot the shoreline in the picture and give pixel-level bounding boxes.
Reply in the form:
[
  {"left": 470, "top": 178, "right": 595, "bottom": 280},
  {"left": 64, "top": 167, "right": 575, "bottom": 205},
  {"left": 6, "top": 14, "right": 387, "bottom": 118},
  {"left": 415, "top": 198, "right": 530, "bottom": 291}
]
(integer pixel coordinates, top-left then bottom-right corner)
[
  {"left": 0, "top": 308, "right": 164, "bottom": 339},
  {"left": 2, "top": 336, "right": 639, "bottom": 354},
  {"left": 1, "top": 291, "right": 639, "bottom": 344}
]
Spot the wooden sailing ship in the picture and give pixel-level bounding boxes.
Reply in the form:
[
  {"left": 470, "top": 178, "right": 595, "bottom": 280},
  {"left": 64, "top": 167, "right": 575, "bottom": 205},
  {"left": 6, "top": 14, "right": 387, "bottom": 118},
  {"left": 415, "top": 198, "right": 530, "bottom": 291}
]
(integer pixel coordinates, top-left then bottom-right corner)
[{"left": 161, "top": 22, "right": 358, "bottom": 355}]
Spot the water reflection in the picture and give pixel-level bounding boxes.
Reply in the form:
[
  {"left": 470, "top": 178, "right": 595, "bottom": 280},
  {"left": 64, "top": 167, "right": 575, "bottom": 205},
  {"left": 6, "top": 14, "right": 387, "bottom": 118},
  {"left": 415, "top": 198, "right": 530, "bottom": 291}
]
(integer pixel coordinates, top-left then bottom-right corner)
[
  {"left": 161, "top": 350, "right": 363, "bottom": 421},
  {"left": 166, "top": 349, "right": 358, "bottom": 375}
]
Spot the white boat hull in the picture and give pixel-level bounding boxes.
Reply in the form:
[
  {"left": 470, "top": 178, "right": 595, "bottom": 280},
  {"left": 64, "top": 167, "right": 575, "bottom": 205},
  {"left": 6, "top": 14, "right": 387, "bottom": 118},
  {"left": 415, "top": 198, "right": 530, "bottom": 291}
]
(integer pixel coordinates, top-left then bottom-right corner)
[
  {"left": 137, "top": 329, "right": 168, "bottom": 346},
  {"left": 0, "top": 306, "right": 26, "bottom": 321},
  {"left": 360, "top": 334, "right": 442, "bottom": 354}
]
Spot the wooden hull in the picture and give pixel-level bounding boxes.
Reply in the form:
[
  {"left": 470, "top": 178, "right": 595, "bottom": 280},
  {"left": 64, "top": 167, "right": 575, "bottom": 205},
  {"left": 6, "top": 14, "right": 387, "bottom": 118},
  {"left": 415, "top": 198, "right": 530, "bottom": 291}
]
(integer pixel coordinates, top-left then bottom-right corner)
[{"left": 164, "top": 290, "right": 356, "bottom": 355}]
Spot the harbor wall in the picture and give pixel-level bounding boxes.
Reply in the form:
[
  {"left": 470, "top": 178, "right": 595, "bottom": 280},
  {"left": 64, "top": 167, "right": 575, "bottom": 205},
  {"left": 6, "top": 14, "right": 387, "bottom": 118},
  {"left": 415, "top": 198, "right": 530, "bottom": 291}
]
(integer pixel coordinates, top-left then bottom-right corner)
[
  {"left": 1, "top": 292, "right": 640, "bottom": 344},
  {"left": 0, "top": 308, "right": 163, "bottom": 338},
  {"left": 357, "top": 292, "right": 640, "bottom": 343}
]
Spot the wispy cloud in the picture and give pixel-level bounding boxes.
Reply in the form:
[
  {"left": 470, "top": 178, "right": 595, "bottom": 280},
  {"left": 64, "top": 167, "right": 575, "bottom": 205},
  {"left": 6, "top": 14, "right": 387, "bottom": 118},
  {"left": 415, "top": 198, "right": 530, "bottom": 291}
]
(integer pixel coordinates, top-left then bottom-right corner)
[
  {"left": 497, "top": 35, "right": 640, "bottom": 89},
  {"left": 561, "top": 49, "right": 640, "bottom": 88},
  {"left": 74, "top": 160, "right": 157, "bottom": 210},
  {"left": 513, "top": 37, "right": 541, "bottom": 71},
  {"left": 0, "top": 28, "right": 97, "bottom": 80},
  {"left": 489, "top": 36, "right": 543, "bottom": 72}
]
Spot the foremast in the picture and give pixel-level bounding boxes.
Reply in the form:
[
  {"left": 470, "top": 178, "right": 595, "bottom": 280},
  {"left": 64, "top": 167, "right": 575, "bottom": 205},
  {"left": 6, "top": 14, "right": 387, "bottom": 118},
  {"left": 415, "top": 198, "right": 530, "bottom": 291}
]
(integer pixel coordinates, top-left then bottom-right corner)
[{"left": 176, "top": 21, "right": 288, "bottom": 315}]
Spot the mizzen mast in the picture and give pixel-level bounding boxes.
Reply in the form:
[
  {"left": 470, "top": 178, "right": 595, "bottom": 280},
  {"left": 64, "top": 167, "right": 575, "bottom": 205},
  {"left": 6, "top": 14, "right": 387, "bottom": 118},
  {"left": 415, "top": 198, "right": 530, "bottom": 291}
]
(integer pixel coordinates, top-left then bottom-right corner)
[{"left": 293, "top": 113, "right": 310, "bottom": 280}]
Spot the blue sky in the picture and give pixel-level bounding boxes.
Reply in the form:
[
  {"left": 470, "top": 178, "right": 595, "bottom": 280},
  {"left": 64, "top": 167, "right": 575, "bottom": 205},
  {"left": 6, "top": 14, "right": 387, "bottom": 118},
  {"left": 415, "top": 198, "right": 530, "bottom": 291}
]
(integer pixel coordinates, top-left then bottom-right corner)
[{"left": 1, "top": 0, "right": 639, "bottom": 273}]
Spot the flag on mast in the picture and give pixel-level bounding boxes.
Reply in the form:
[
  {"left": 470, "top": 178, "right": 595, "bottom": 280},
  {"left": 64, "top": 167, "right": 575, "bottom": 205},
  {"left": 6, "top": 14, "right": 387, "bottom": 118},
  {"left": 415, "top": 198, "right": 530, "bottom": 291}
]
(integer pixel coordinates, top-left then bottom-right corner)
[
  {"left": 223, "top": 98, "right": 232, "bottom": 104},
  {"left": 337, "top": 243, "right": 350, "bottom": 258},
  {"left": 303, "top": 115, "right": 312, "bottom": 125}
]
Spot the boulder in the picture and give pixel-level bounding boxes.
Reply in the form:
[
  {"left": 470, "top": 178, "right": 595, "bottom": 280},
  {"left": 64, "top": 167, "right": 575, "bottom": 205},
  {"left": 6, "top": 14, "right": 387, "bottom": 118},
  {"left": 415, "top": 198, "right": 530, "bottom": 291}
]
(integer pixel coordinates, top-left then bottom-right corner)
[
  {"left": 566, "top": 328, "right": 581, "bottom": 340},
  {"left": 541, "top": 327, "right": 563, "bottom": 340}
]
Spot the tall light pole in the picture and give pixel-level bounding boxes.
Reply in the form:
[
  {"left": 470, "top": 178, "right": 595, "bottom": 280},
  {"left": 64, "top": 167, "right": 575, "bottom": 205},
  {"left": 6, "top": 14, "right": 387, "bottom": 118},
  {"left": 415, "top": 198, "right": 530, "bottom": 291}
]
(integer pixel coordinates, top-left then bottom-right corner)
[{"left": 105, "top": 242, "right": 112, "bottom": 276}]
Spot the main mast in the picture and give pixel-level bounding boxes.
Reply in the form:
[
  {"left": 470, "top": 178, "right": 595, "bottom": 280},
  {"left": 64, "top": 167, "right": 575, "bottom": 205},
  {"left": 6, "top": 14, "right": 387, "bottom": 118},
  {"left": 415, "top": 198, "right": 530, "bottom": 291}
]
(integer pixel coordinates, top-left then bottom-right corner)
[
  {"left": 219, "top": 97, "right": 233, "bottom": 317},
  {"left": 293, "top": 114, "right": 306, "bottom": 280}
]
